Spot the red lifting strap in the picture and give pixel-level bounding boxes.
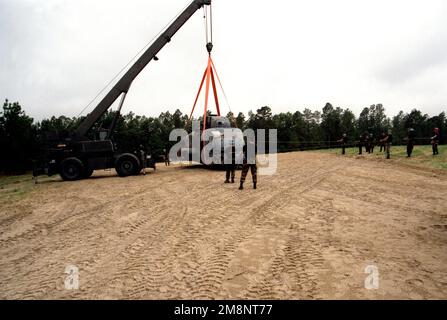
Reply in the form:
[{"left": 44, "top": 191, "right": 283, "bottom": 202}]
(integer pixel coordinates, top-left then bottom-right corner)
[{"left": 189, "top": 55, "right": 221, "bottom": 131}]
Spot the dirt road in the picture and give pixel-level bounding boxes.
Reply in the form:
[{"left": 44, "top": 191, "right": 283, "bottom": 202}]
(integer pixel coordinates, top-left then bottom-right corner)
[{"left": 1, "top": 152, "right": 446, "bottom": 299}]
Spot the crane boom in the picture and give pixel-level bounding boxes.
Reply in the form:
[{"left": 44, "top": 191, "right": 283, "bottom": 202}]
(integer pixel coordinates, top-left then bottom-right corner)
[
  {"left": 33, "top": 0, "right": 217, "bottom": 181},
  {"left": 75, "top": 0, "right": 211, "bottom": 138}
]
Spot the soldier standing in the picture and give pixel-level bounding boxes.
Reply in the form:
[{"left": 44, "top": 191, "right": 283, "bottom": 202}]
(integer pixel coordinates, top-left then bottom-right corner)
[
  {"left": 163, "top": 148, "right": 170, "bottom": 166},
  {"left": 368, "top": 133, "right": 375, "bottom": 154},
  {"left": 380, "top": 129, "right": 393, "bottom": 159},
  {"left": 239, "top": 140, "right": 257, "bottom": 190},
  {"left": 224, "top": 145, "right": 236, "bottom": 184},
  {"left": 364, "top": 132, "right": 370, "bottom": 153},
  {"left": 337, "top": 133, "right": 348, "bottom": 155},
  {"left": 359, "top": 135, "right": 364, "bottom": 155},
  {"left": 431, "top": 127, "right": 440, "bottom": 155},
  {"left": 406, "top": 127, "right": 416, "bottom": 157},
  {"left": 138, "top": 145, "right": 146, "bottom": 175},
  {"left": 379, "top": 132, "right": 386, "bottom": 152}
]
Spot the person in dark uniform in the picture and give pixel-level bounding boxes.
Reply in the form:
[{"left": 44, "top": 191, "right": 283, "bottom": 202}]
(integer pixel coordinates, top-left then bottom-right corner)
[
  {"left": 138, "top": 145, "right": 146, "bottom": 175},
  {"left": 337, "top": 133, "right": 348, "bottom": 155},
  {"left": 368, "top": 133, "right": 375, "bottom": 154},
  {"left": 379, "top": 132, "right": 386, "bottom": 152},
  {"left": 239, "top": 140, "right": 257, "bottom": 190},
  {"left": 358, "top": 134, "right": 365, "bottom": 155},
  {"left": 224, "top": 145, "right": 236, "bottom": 184},
  {"left": 431, "top": 127, "right": 440, "bottom": 155},
  {"left": 359, "top": 134, "right": 365, "bottom": 155},
  {"left": 406, "top": 127, "right": 416, "bottom": 157},
  {"left": 380, "top": 129, "right": 393, "bottom": 159},
  {"left": 163, "top": 148, "right": 170, "bottom": 166},
  {"left": 364, "top": 132, "right": 370, "bottom": 153}
]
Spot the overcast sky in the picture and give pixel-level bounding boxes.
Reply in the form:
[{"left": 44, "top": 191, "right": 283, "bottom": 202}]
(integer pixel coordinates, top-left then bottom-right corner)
[{"left": 1, "top": 0, "right": 446, "bottom": 121}]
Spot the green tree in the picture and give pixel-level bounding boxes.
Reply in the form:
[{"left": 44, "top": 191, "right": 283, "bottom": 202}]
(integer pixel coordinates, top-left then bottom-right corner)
[
  {"left": 321, "top": 103, "right": 342, "bottom": 146},
  {"left": 340, "top": 109, "right": 356, "bottom": 137},
  {"left": 0, "top": 100, "right": 37, "bottom": 173},
  {"left": 357, "top": 107, "right": 370, "bottom": 134},
  {"left": 235, "top": 112, "right": 245, "bottom": 129},
  {"left": 369, "top": 104, "right": 389, "bottom": 135}
]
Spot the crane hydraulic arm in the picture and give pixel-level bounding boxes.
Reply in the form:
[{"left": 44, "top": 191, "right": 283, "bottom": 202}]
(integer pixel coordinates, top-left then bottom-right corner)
[{"left": 75, "top": 0, "right": 212, "bottom": 139}]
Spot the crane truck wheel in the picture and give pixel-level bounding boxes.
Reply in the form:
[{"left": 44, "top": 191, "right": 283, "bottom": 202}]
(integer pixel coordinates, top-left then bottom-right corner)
[
  {"left": 115, "top": 154, "right": 140, "bottom": 177},
  {"left": 60, "top": 157, "right": 85, "bottom": 181}
]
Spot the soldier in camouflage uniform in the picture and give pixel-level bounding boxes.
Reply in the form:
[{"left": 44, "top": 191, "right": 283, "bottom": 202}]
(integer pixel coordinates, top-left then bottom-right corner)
[
  {"left": 337, "top": 133, "right": 348, "bottom": 155},
  {"left": 380, "top": 129, "right": 393, "bottom": 159},
  {"left": 225, "top": 165, "right": 236, "bottom": 184},
  {"left": 239, "top": 140, "right": 257, "bottom": 190},
  {"left": 406, "top": 127, "right": 416, "bottom": 157},
  {"left": 163, "top": 148, "right": 170, "bottom": 166},
  {"left": 431, "top": 127, "right": 440, "bottom": 156},
  {"left": 364, "top": 132, "right": 370, "bottom": 153},
  {"left": 224, "top": 145, "right": 236, "bottom": 184},
  {"left": 379, "top": 132, "right": 386, "bottom": 152},
  {"left": 358, "top": 134, "right": 365, "bottom": 155},
  {"left": 368, "top": 133, "right": 375, "bottom": 154}
]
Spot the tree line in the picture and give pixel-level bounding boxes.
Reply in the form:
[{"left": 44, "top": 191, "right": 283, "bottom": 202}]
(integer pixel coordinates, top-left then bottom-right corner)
[{"left": 1, "top": 99, "right": 445, "bottom": 174}]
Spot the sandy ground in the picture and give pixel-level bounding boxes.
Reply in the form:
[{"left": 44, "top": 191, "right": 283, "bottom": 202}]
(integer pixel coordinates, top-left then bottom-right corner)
[{"left": 0, "top": 152, "right": 446, "bottom": 300}]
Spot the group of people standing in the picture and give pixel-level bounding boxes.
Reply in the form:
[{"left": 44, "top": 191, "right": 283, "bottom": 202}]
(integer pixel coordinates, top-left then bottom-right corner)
[
  {"left": 337, "top": 127, "right": 440, "bottom": 159},
  {"left": 224, "top": 141, "right": 258, "bottom": 190},
  {"left": 338, "top": 131, "right": 393, "bottom": 159},
  {"left": 355, "top": 132, "right": 384, "bottom": 156},
  {"left": 405, "top": 127, "right": 440, "bottom": 157}
]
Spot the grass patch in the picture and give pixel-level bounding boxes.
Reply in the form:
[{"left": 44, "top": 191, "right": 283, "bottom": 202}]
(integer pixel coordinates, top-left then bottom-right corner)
[
  {"left": 0, "top": 173, "right": 37, "bottom": 203},
  {"left": 314, "top": 145, "right": 447, "bottom": 171}
]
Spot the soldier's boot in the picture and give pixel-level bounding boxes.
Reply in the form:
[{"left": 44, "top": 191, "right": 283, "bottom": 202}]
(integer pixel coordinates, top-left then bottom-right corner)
[
  {"left": 231, "top": 178, "right": 235, "bottom": 183},
  {"left": 239, "top": 182, "right": 244, "bottom": 190},
  {"left": 253, "top": 182, "right": 257, "bottom": 190},
  {"left": 225, "top": 169, "right": 231, "bottom": 183}
]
